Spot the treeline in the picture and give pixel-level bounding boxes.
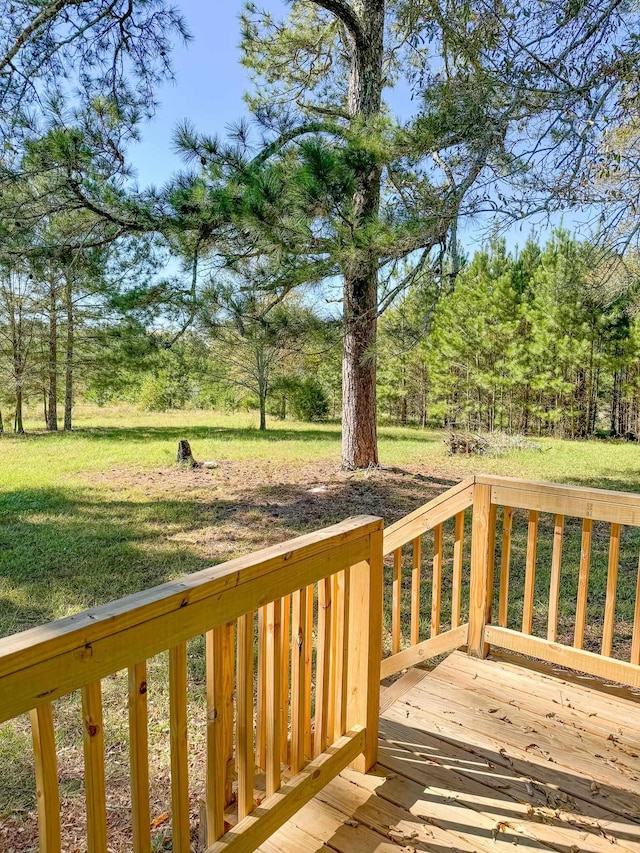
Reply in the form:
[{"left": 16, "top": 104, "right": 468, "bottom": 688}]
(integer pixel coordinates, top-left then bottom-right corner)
[
  {"left": 0, "top": 252, "right": 342, "bottom": 431},
  {"left": 0, "top": 236, "right": 166, "bottom": 434},
  {"left": 4, "top": 230, "right": 640, "bottom": 439},
  {"left": 379, "top": 233, "right": 640, "bottom": 438}
]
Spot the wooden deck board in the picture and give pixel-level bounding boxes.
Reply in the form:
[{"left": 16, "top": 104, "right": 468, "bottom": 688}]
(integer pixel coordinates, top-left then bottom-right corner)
[
  {"left": 258, "top": 652, "right": 640, "bottom": 852},
  {"left": 437, "top": 652, "right": 640, "bottom": 747}
]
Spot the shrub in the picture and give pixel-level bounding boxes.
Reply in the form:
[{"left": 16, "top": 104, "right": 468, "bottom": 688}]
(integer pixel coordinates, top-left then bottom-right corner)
[{"left": 291, "top": 378, "right": 330, "bottom": 422}]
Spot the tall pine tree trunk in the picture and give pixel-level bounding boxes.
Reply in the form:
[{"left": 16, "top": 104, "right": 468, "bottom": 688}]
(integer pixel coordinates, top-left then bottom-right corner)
[
  {"left": 64, "top": 277, "right": 74, "bottom": 431},
  {"left": 47, "top": 275, "right": 58, "bottom": 431},
  {"left": 342, "top": 268, "right": 379, "bottom": 466},
  {"left": 14, "top": 383, "right": 24, "bottom": 434},
  {"left": 259, "top": 393, "right": 267, "bottom": 431},
  {"left": 10, "top": 305, "right": 25, "bottom": 434},
  {"left": 256, "top": 348, "right": 267, "bottom": 431},
  {"left": 611, "top": 370, "right": 619, "bottom": 436},
  {"left": 341, "top": 0, "right": 384, "bottom": 469}
]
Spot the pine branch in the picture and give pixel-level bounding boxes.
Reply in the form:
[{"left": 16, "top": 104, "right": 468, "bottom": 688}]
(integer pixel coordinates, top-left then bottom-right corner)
[
  {"left": 307, "top": 0, "right": 366, "bottom": 51},
  {"left": 0, "top": 0, "right": 87, "bottom": 71},
  {"left": 249, "top": 120, "right": 345, "bottom": 167}
]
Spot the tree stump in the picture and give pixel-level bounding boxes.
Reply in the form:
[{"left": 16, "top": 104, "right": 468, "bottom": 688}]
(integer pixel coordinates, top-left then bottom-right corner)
[{"left": 177, "top": 439, "right": 199, "bottom": 468}]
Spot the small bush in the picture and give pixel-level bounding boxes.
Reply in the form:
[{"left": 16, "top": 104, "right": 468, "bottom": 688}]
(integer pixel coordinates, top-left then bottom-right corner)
[
  {"left": 291, "top": 378, "right": 330, "bottom": 422},
  {"left": 138, "top": 372, "right": 190, "bottom": 411}
]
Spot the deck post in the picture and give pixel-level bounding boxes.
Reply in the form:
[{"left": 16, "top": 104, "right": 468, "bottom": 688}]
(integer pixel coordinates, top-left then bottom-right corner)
[
  {"left": 468, "top": 482, "right": 493, "bottom": 658},
  {"left": 346, "top": 523, "right": 384, "bottom": 773}
]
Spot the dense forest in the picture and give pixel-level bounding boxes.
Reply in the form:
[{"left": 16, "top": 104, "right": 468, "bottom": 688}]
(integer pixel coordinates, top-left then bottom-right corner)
[
  {"left": 3, "top": 229, "right": 640, "bottom": 439},
  {"left": 379, "top": 234, "right": 640, "bottom": 439}
]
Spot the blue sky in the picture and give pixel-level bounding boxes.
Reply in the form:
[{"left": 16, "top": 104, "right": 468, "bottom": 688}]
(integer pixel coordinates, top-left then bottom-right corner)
[
  {"left": 126, "top": 0, "right": 581, "bottom": 252},
  {"left": 127, "top": 0, "right": 286, "bottom": 187}
]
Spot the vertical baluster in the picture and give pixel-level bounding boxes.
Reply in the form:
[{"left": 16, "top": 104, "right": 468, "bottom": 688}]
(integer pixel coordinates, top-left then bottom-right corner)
[
  {"left": 280, "top": 595, "right": 291, "bottom": 766},
  {"left": 169, "top": 644, "right": 190, "bottom": 853},
  {"left": 223, "top": 625, "right": 235, "bottom": 806},
  {"left": 602, "top": 523, "right": 621, "bottom": 657},
  {"left": 314, "top": 578, "right": 332, "bottom": 757},
  {"left": 128, "top": 662, "right": 151, "bottom": 853},
  {"left": 392, "top": 547, "right": 402, "bottom": 654},
  {"left": 522, "top": 510, "right": 539, "bottom": 635},
  {"left": 574, "top": 518, "right": 593, "bottom": 649},
  {"left": 30, "top": 703, "right": 61, "bottom": 853},
  {"left": 334, "top": 567, "right": 350, "bottom": 742},
  {"left": 81, "top": 681, "right": 107, "bottom": 853},
  {"left": 486, "top": 505, "right": 497, "bottom": 631},
  {"left": 256, "top": 607, "right": 267, "bottom": 771},
  {"left": 206, "top": 624, "right": 234, "bottom": 845},
  {"left": 304, "top": 585, "right": 314, "bottom": 760},
  {"left": 431, "top": 524, "right": 443, "bottom": 637},
  {"left": 291, "top": 589, "right": 307, "bottom": 774},
  {"left": 236, "top": 613, "right": 254, "bottom": 820},
  {"left": 632, "top": 553, "right": 640, "bottom": 666},
  {"left": 266, "top": 599, "right": 283, "bottom": 797},
  {"left": 327, "top": 574, "right": 339, "bottom": 742},
  {"left": 498, "top": 507, "right": 513, "bottom": 627},
  {"left": 452, "top": 512, "right": 464, "bottom": 628},
  {"left": 547, "top": 515, "right": 565, "bottom": 642},
  {"left": 410, "top": 537, "right": 422, "bottom": 645}
]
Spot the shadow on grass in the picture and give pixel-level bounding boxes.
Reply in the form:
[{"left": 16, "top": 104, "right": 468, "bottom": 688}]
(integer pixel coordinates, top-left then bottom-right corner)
[
  {"left": 3, "top": 461, "right": 638, "bottom": 641},
  {"left": 0, "top": 487, "right": 207, "bottom": 635},
  {"left": 6, "top": 423, "right": 440, "bottom": 445},
  {"left": 0, "top": 468, "right": 457, "bottom": 638},
  {"left": 570, "top": 471, "right": 640, "bottom": 494}
]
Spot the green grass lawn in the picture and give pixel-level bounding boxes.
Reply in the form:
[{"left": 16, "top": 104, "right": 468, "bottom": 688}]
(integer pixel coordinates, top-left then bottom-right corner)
[
  {"left": 6, "top": 403, "right": 640, "bottom": 488},
  {"left": 2, "top": 405, "right": 640, "bottom": 846},
  {"left": 2, "top": 404, "right": 640, "bottom": 637}
]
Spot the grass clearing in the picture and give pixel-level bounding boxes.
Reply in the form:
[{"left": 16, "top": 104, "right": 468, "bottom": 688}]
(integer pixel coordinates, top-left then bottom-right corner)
[{"left": 2, "top": 405, "right": 640, "bottom": 849}]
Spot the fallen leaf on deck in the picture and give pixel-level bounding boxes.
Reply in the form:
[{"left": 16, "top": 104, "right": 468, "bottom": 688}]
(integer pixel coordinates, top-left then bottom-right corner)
[{"left": 492, "top": 820, "right": 511, "bottom": 838}]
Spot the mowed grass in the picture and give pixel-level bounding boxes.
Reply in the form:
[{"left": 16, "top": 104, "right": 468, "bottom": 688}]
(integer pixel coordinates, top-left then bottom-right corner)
[
  {"left": 2, "top": 404, "right": 640, "bottom": 637},
  {"left": 2, "top": 405, "right": 640, "bottom": 846},
  {"left": 8, "top": 403, "right": 640, "bottom": 485}
]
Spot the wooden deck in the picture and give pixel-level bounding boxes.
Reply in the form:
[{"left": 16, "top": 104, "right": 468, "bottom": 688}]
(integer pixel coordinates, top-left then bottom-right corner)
[
  {"left": 6, "top": 476, "right": 640, "bottom": 852},
  {"left": 258, "top": 652, "right": 640, "bottom": 853}
]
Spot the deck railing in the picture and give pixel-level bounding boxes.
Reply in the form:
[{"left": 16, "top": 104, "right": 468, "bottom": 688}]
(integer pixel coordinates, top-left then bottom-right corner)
[
  {"left": 0, "top": 515, "right": 383, "bottom": 853},
  {"left": 380, "top": 477, "right": 474, "bottom": 678},
  {"left": 472, "top": 475, "right": 640, "bottom": 688},
  {"left": 380, "top": 474, "right": 640, "bottom": 687},
  {"left": 4, "top": 473, "right": 640, "bottom": 852}
]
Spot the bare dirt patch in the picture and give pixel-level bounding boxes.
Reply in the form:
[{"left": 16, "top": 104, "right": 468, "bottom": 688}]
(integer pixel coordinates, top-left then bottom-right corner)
[{"left": 90, "top": 459, "right": 460, "bottom": 562}]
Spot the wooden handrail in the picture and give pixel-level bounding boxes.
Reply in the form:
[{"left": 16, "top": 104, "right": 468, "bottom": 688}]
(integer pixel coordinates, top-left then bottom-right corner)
[
  {"left": 381, "top": 478, "right": 475, "bottom": 678},
  {"left": 2, "top": 515, "right": 384, "bottom": 853},
  {"left": 478, "top": 474, "right": 640, "bottom": 525},
  {"left": 381, "top": 473, "right": 640, "bottom": 685},
  {"left": 480, "top": 474, "right": 640, "bottom": 687},
  {"left": 0, "top": 515, "right": 381, "bottom": 723},
  {"left": 477, "top": 473, "right": 640, "bottom": 507},
  {"left": 383, "top": 476, "right": 474, "bottom": 554}
]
